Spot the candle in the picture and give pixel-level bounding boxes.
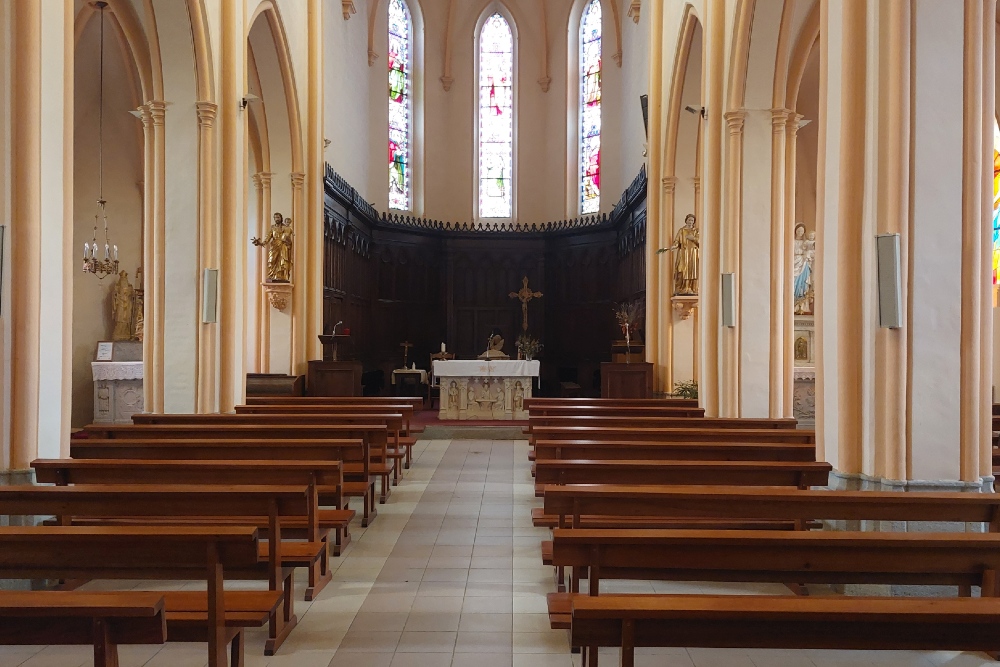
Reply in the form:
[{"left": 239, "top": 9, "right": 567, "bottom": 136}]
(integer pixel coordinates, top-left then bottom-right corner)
[
  {"left": 113, "top": 245, "right": 118, "bottom": 261},
  {"left": 441, "top": 342, "right": 446, "bottom": 352},
  {"left": 104, "top": 243, "right": 109, "bottom": 260},
  {"left": 83, "top": 243, "right": 88, "bottom": 260}
]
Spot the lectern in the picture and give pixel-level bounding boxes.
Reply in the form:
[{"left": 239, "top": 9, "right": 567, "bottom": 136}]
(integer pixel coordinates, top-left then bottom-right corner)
[{"left": 308, "top": 334, "right": 362, "bottom": 396}]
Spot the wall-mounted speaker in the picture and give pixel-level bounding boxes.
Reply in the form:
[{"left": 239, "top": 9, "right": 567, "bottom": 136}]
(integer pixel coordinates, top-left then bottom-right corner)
[
  {"left": 721, "top": 273, "right": 735, "bottom": 327},
  {"left": 875, "top": 233, "right": 902, "bottom": 329},
  {"left": 202, "top": 268, "right": 219, "bottom": 324},
  {"left": 640, "top": 94, "right": 648, "bottom": 139}
]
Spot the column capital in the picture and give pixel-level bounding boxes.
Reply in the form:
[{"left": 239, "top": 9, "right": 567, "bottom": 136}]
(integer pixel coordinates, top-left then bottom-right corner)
[
  {"left": 255, "top": 171, "right": 275, "bottom": 189},
  {"left": 661, "top": 176, "right": 678, "bottom": 194},
  {"left": 138, "top": 104, "right": 153, "bottom": 126},
  {"left": 147, "top": 100, "right": 167, "bottom": 125},
  {"left": 290, "top": 172, "right": 306, "bottom": 189},
  {"left": 787, "top": 112, "right": 806, "bottom": 138},
  {"left": 196, "top": 101, "right": 218, "bottom": 127},
  {"left": 724, "top": 109, "right": 748, "bottom": 134},
  {"left": 770, "top": 107, "right": 791, "bottom": 131}
]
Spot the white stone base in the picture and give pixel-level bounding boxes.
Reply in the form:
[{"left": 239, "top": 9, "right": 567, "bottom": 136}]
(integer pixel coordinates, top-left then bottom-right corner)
[{"left": 439, "top": 376, "right": 532, "bottom": 420}]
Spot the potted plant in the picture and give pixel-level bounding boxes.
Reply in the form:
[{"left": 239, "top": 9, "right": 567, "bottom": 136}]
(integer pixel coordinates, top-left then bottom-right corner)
[
  {"left": 516, "top": 334, "right": 543, "bottom": 361},
  {"left": 672, "top": 379, "right": 698, "bottom": 400}
]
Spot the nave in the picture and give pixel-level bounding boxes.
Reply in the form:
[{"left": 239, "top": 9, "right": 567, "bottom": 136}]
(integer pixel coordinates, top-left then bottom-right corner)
[{"left": 3, "top": 435, "right": 996, "bottom": 667}]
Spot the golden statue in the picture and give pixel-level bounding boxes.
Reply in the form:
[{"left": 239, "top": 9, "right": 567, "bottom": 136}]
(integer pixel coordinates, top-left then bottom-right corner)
[
  {"left": 253, "top": 213, "right": 294, "bottom": 283},
  {"left": 111, "top": 270, "right": 134, "bottom": 341},
  {"left": 664, "top": 214, "right": 700, "bottom": 296}
]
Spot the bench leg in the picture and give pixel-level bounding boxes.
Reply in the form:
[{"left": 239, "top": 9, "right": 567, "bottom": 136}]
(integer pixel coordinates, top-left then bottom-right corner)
[
  {"left": 334, "top": 524, "right": 352, "bottom": 556},
  {"left": 229, "top": 629, "right": 244, "bottom": 667},
  {"left": 306, "top": 541, "right": 333, "bottom": 601},
  {"left": 379, "top": 474, "right": 391, "bottom": 504},
  {"left": 620, "top": 619, "right": 635, "bottom": 667},
  {"left": 92, "top": 618, "right": 120, "bottom": 667},
  {"left": 265, "top": 569, "right": 299, "bottom": 655}
]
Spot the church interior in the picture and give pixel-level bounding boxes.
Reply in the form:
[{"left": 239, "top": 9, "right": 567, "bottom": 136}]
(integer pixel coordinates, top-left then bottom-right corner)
[{"left": 2, "top": 0, "right": 1000, "bottom": 665}]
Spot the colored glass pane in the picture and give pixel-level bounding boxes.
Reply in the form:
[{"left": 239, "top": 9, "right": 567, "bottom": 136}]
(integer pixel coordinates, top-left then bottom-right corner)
[
  {"left": 479, "top": 13, "right": 514, "bottom": 219},
  {"left": 580, "top": 0, "right": 602, "bottom": 214},
  {"left": 388, "top": 0, "right": 411, "bottom": 210}
]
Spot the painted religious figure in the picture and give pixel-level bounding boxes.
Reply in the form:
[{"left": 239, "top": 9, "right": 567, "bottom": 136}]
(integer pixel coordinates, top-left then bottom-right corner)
[
  {"left": 111, "top": 270, "right": 134, "bottom": 341},
  {"left": 253, "top": 213, "right": 294, "bottom": 283},
  {"left": 793, "top": 223, "right": 816, "bottom": 315},
  {"left": 665, "top": 214, "right": 700, "bottom": 296}
]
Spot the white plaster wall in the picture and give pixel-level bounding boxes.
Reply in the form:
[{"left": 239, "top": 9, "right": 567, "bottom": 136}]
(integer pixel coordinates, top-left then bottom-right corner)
[
  {"left": 324, "top": 0, "right": 372, "bottom": 198},
  {"left": 611, "top": 0, "right": 650, "bottom": 201},
  {"left": 154, "top": 0, "right": 202, "bottom": 414},
  {"left": 795, "top": 46, "right": 819, "bottom": 231},
  {"left": 72, "top": 16, "right": 144, "bottom": 428},
  {"left": 908, "top": 0, "right": 964, "bottom": 481}
]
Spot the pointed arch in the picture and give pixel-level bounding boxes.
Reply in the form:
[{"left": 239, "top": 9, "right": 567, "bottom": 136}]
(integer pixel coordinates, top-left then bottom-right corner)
[{"left": 475, "top": 4, "right": 517, "bottom": 221}]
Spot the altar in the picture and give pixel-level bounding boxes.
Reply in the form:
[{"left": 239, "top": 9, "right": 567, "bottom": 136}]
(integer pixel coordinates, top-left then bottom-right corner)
[{"left": 433, "top": 359, "right": 539, "bottom": 421}]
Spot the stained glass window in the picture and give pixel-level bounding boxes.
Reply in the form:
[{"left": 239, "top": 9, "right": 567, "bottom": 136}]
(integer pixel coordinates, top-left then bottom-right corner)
[
  {"left": 478, "top": 13, "right": 514, "bottom": 219},
  {"left": 993, "top": 118, "right": 1000, "bottom": 304},
  {"left": 388, "top": 0, "right": 411, "bottom": 210},
  {"left": 580, "top": 0, "right": 602, "bottom": 214}
]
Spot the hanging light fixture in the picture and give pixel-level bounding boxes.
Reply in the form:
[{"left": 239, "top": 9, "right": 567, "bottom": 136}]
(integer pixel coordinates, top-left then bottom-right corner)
[{"left": 82, "top": 1, "right": 120, "bottom": 279}]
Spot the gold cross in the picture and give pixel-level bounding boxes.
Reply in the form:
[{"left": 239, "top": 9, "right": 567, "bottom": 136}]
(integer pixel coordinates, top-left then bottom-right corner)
[{"left": 509, "top": 276, "right": 543, "bottom": 332}]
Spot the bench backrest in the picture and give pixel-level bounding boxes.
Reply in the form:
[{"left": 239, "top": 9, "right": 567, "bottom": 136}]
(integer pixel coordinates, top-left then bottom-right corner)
[
  {"left": 32, "top": 459, "right": 344, "bottom": 509},
  {"left": 534, "top": 460, "right": 831, "bottom": 488},
  {"left": 530, "top": 426, "right": 815, "bottom": 445},
  {"left": 544, "top": 484, "right": 1000, "bottom": 527},
  {"left": 552, "top": 528, "right": 1000, "bottom": 589},
  {"left": 246, "top": 396, "right": 423, "bottom": 409},
  {"left": 524, "top": 398, "right": 699, "bottom": 408},
  {"left": 235, "top": 404, "right": 416, "bottom": 431},
  {"left": 132, "top": 412, "right": 404, "bottom": 431},
  {"left": 527, "top": 406, "right": 706, "bottom": 418},
  {"left": 533, "top": 440, "right": 817, "bottom": 463},
  {"left": 527, "top": 416, "right": 798, "bottom": 431}
]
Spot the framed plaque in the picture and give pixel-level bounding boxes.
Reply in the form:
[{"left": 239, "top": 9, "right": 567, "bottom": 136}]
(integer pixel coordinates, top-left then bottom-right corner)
[{"left": 96, "top": 342, "right": 114, "bottom": 361}]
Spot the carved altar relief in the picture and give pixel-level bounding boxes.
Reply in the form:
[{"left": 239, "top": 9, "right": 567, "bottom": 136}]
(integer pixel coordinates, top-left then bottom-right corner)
[{"left": 439, "top": 376, "right": 531, "bottom": 421}]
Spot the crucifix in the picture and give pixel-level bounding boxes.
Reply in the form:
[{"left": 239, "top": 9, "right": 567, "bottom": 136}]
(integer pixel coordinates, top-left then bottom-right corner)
[
  {"left": 509, "top": 276, "right": 543, "bottom": 332},
  {"left": 400, "top": 340, "right": 413, "bottom": 367}
]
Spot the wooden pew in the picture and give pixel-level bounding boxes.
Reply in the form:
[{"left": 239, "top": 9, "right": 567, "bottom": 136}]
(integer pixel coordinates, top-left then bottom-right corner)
[
  {"left": 83, "top": 423, "right": 392, "bottom": 509},
  {"left": 0, "top": 484, "right": 322, "bottom": 654},
  {"left": 32, "top": 457, "right": 355, "bottom": 558},
  {"left": 235, "top": 403, "right": 421, "bottom": 467},
  {"left": 570, "top": 595, "right": 1000, "bottom": 667},
  {"left": 533, "top": 459, "right": 832, "bottom": 497},
  {"left": 527, "top": 405, "right": 706, "bottom": 418},
  {"left": 526, "top": 416, "right": 798, "bottom": 431},
  {"left": 0, "top": 591, "right": 167, "bottom": 667},
  {"left": 529, "top": 426, "right": 815, "bottom": 447},
  {"left": 0, "top": 526, "right": 276, "bottom": 667},
  {"left": 543, "top": 484, "right": 1000, "bottom": 530},
  {"left": 533, "top": 440, "right": 817, "bottom": 469},
  {"left": 524, "top": 397, "right": 699, "bottom": 409},
  {"left": 67, "top": 438, "right": 377, "bottom": 527},
  {"left": 129, "top": 413, "right": 406, "bottom": 489}
]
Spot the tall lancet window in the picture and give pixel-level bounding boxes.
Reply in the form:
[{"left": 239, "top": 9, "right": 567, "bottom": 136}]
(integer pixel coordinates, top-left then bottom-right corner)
[
  {"left": 580, "top": 0, "right": 602, "bottom": 214},
  {"left": 388, "top": 0, "right": 412, "bottom": 210},
  {"left": 478, "top": 13, "right": 514, "bottom": 219},
  {"left": 993, "top": 117, "right": 1000, "bottom": 303}
]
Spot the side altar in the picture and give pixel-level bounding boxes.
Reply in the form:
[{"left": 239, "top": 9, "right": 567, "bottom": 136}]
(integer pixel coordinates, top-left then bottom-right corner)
[{"left": 433, "top": 359, "right": 539, "bottom": 421}]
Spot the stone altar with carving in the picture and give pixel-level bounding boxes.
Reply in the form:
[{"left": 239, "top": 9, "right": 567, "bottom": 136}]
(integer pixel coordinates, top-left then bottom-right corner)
[
  {"left": 92, "top": 360, "right": 144, "bottom": 423},
  {"left": 433, "top": 359, "right": 539, "bottom": 420}
]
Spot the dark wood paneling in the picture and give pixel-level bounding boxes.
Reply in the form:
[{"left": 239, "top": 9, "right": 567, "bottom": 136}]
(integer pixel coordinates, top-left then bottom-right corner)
[{"left": 322, "top": 164, "right": 647, "bottom": 397}]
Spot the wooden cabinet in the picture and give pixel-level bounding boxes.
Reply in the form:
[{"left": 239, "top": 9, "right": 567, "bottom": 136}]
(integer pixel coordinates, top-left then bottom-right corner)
[{"left": 600, "top": 362, "right": 653, "bottom": 399}]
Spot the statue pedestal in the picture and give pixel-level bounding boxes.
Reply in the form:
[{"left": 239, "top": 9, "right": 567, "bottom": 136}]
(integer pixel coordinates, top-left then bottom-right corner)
[{"left": 92, "top": 361, "right": 144, "bottom": 423}]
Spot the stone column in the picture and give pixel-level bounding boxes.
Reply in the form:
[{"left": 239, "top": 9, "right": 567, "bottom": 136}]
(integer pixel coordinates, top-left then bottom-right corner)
[
  {"left": 722, "top": 110, "right": 747, "bottom": 417},
  {"left": 783, "top": 113, "right": 802, "bottom": 418},
  {"left": 148, "top": 101, "right": 166, "bottom": 413},
  {"left": 980, "top": 0, "right": 997, "bottom": 479},
  {"left": 661, "top": 176, "right": 677, "bottom": 394},
  {"left": 219, "top": 0, "right": 246, "bottom": 413},
  {"left": 306, "top": 0, "right": 325, "bottom": 363},
  {"left": 645, "top": 0, "right": 665, "bottom": 394},
  {"left": 140, "top": 105, "right": 155, "bottom": 412},
  {"left": 874, "top": 0, "right": 909, "bottom": 481},
  {"left": 768, "top": 108, "right": 789, "bottom": 418},
  {"left": 290, "top": 171, "right": 306, "bottom": 373},
  {"left": 255, "top": 172, "right": 274, "bottom": 374},
  {"left": 195, "top": 101, "right": 218, "bottom": 413}
]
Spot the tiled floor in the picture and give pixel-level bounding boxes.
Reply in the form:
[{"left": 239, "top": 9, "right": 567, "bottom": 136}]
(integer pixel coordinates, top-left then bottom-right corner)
[{"left": 1, "top": 438, "right": 997, "bottom": 666}]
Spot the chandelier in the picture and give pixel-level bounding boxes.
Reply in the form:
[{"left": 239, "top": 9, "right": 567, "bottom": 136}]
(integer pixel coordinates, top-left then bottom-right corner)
[{"left": 82, "top": 1, "right": 120, "bottom": 279}]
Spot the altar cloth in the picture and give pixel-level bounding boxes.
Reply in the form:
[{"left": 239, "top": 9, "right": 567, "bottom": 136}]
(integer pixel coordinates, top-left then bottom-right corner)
[{"left": 432, "top": 359, "right": 539, "bottom": 378}]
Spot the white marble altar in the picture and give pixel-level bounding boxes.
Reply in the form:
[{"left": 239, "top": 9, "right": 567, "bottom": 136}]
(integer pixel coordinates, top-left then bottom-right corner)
[
  {"left": 433, "top": 360, "right": 539, "bottom": 420},
  {"left": 92, "top": 361, "right": 144, "bottom": 423}
]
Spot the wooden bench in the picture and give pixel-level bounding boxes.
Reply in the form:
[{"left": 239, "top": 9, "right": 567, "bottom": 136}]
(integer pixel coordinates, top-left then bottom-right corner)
[
  {"left": 236, "top": 403, "right": 421, "bottom": 466},
  {"left": 79, "top": 426, "right": 389, "bottom": 516},
  {"left": 0, "top": 484, "right": 322, "bottom": 654},
  {"left": 0, "top": 526, "right": 277, "bottom": 667},
  {"left": 533, "top": 459, "right": 832, "bottom": 497},
  {"left": 0, "top": 590, "right": 167, "bottom": 667},
  {"left": 547, "top": 528, "right": 1000, "bottom": 629},
  {"left": 570, "top": 595, "right": 1000, "bottom": 667},
  {"left": 527, "top": 416, "right": 798, "bottom": 432},
  {"left": 527, "top": 405, "right": 706, "bottom": 418},
  {"left": 524, "top": 397, "right": 699, "bottom": 409},
  {"left": 129, "top": 413, "right": 407, "bottom": 489},
  {"left": 68, "top": 437, "right": 377, "bottom": 526},
  {"left": 32, "top": 457, "right": 355, "bottom": 559},
  {"left": 529, "top": 426, "right": 815, "bottom": 447}
]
